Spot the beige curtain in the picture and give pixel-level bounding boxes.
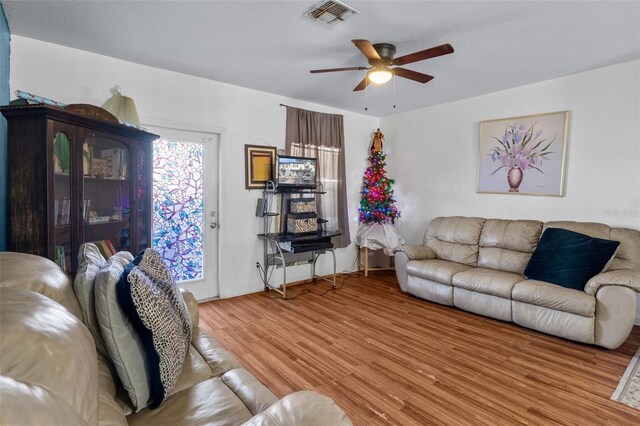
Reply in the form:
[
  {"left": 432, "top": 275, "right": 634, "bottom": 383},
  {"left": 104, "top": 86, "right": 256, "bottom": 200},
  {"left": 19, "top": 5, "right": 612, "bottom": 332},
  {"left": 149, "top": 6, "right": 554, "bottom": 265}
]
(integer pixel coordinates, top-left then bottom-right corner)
[{"left": 285, "top": 106, "right": 350, "bottom": 248}]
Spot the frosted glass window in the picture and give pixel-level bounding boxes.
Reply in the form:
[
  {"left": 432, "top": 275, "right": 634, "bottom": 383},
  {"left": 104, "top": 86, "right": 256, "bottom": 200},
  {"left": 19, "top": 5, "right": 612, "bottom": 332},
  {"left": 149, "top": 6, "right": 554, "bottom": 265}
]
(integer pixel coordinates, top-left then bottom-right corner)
[{"left": 153, "top": 139, "right": 204, "bottom": 282}]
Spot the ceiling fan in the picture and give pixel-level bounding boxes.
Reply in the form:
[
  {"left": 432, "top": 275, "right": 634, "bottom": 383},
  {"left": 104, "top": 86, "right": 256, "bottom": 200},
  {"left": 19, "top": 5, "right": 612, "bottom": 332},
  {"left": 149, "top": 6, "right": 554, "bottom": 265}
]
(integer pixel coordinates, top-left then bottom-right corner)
[{"left": 310, "top": 39, "right": 454, "bottom": 91}]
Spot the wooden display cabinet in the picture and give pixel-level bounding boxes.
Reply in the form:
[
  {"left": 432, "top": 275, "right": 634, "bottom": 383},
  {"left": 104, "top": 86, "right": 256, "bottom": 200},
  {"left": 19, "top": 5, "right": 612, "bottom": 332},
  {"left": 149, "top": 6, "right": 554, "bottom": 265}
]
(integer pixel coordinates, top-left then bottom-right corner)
[{"left": 1, "top": 104, "right": 158, "bottom": 275}]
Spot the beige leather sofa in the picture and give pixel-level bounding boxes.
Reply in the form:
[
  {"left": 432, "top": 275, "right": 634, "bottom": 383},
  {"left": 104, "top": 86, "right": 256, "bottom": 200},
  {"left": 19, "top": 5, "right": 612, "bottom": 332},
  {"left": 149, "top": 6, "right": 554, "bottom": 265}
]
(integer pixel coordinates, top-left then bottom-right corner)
[
  {"left": 395, "top": 217, "right": 640, "bottom": 349},
  {"left": 0, "top": 252, "right": 351, "bottom": 426}
]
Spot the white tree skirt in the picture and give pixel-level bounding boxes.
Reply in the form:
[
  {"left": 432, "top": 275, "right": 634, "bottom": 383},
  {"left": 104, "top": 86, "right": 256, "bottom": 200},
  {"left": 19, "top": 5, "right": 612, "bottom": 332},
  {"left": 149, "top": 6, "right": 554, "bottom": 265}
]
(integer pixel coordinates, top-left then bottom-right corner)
[{"left": 355, "top": 223, "right": 405, "bottom": 256}]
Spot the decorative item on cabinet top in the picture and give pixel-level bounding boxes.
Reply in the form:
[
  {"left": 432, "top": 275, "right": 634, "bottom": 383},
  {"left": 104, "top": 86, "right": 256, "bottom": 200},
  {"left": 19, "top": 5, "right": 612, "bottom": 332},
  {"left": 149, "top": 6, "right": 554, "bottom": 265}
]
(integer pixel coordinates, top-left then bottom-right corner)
[
  {"left": 1, "top": 104, "right": 157, "bottom": 139},
  {"left": 11, "top": 89, "right": 144, "bottom": 129},
  {"left": 101, "top": 85, "right": 141, "bottom": 127},
  {"left": 66, "top": 103, "right": 120, "bottom": 123}
]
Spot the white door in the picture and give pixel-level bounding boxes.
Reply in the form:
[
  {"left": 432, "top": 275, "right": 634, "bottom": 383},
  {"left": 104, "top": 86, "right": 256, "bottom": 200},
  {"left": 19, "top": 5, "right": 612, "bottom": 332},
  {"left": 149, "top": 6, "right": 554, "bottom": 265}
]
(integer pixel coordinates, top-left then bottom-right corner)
[{"left": 146, "top": 125, "right": 220, "bottom": 301}]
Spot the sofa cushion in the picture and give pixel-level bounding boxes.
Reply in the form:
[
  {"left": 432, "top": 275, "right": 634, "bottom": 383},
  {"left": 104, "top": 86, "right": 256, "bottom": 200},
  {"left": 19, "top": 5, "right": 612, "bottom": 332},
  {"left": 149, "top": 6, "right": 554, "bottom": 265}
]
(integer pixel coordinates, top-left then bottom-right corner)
[
  {"left": 608, "top": 227, "right": 640, "bottom": 272},
  {"left": 74, "top": 242, "right": 108, "bottom": 355},
  {"left": 190, "top": 329, "right": 243, "bottom": 378},
  {"left": 524, "top": 228, "right": 620, "bottom": 290},
  {"left": 451, "top": 267, "right": 525, "bottom": 299},
  {"left": 0, "top": 287, "right": 98, "bottom": 426},
  {"left": 543, "top": 221, "right": 611, "bottom": 240},
  {"left": 97, "top": 352, "right": 128, "bottom": 426},
  {"left": 512, "top": 279, "right": 596, "bottom": 317},
  {"left": 0, "top": 252, "right": 83, "bottom": 320},
  {"left": 173, "top": 346, "right": 216, "bottom": 396},
  {"left": 116, "top": 249, "right": 191, "bottom": 408},
  {"left": 406, "top": 259, "right": 472, "bottom": 284},
  {"left": 126, "top": 377, "right": 254, "bottom": 426},
  {"left": 477, "top": 219, "right": 543, "bottom": 274},
  {"left": 480, "top": 219, "right": 543, "bottom": 252},
  {"left": 95, "top": 251, "right": 151, "bottom": 411},
  {"left": 424, "top": 216, "right": 486, "bottom": 266},
  {"left": 221, "top": 369, "right": 279, "bottom": 415},
  {"left": 407, "top": 275, "right": 455, "bottom": 305},
  {"left": 241, "top": 391, "right": 352, "bottom": 426},
  {"left": 453, "top": 287, "right": 512, "bottom": 322},
  {"left": 512, "top": 301, "right": 595, "bottom": 344}
]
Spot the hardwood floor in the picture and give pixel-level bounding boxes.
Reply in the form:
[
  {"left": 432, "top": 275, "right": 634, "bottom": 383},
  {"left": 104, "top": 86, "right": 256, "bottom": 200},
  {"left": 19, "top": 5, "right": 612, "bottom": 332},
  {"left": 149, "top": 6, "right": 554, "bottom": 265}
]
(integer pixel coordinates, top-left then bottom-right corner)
[{"left": 199, "top": 271, "right": 640, "bottom": 425}]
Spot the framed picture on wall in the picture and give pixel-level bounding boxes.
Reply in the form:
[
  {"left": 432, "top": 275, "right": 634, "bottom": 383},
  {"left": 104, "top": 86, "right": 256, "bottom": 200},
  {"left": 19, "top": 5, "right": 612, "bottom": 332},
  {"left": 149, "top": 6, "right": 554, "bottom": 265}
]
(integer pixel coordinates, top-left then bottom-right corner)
[
  {"left": 477, "top": 111, "right": 569, "bottom": 196},
  {"left": 245, "top": 144, "right": 277, "bottom": 189}
]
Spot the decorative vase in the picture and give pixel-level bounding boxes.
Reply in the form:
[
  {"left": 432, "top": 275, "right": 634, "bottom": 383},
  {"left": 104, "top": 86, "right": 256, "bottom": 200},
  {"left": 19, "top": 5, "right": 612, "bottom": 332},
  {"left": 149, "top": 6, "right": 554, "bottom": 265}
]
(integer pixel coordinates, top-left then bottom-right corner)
[{"left": 507, "top": 166, "right": 523, "bottom": 192}]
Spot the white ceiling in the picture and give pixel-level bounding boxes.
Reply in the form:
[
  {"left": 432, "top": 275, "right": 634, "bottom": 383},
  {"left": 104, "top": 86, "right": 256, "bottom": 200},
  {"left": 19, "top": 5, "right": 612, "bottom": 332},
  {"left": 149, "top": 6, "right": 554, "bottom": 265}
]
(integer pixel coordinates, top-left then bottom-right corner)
[{"left": 2, "top": 1, "right": 639, "bottom": 117}]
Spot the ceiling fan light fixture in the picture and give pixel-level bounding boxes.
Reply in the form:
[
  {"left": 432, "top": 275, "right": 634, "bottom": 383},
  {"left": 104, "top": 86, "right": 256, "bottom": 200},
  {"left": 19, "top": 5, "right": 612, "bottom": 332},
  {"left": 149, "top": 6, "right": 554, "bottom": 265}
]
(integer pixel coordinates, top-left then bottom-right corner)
[{"left": 368, "top": 68, "right": 393, "bottom": 85}]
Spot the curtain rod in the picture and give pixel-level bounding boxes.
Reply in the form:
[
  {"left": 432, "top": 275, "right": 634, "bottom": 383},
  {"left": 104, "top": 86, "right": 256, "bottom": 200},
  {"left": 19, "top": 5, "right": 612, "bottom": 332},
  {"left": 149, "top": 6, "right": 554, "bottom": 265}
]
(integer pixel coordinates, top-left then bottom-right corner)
[{"left": 278, "top": 103, "right": 344, "bottom": 117}]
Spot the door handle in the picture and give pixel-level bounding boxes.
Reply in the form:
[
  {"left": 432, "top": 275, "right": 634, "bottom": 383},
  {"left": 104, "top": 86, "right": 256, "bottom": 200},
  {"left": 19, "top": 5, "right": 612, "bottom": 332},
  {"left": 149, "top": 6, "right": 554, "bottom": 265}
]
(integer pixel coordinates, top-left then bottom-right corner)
[{"left": 210, "top": 222, "right": 219, "bottom": 229}]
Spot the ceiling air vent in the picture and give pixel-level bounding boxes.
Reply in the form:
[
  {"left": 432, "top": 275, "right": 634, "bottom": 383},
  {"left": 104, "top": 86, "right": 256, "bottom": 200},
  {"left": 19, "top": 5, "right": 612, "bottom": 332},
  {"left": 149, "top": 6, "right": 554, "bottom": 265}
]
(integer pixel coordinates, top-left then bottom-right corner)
[{"left": 306, "top": 0, "right": 359, "bottom": 26}]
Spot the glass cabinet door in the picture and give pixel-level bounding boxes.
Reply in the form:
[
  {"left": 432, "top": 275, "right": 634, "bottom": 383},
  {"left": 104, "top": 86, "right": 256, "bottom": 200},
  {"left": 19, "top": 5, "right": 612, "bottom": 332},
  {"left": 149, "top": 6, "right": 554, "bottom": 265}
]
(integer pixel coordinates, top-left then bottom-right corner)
[
  {"left": 82, "top": 135, "right": 131, "bottom": 255},
  {"left": 52, "top": 126, "right": 74, "bottom": 273}
]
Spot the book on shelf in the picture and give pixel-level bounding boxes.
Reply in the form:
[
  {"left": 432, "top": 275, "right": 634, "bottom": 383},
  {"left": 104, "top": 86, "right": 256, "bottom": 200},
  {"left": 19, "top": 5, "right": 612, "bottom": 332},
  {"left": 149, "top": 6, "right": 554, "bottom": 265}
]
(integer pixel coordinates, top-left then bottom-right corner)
[
  {"left": 104, "top": 240, "right": 117, "bottom": 255},
  {"left": 54, "top": 246, "right": 67, "bottom": 272},
  {"left": 91, "top": 240, "right": 117, "bottom": 259},
  {"left": 55, "top": 199, "right": 71, "bottom": 226},
  {"left": 61, "top": 199, "right": 71, "bottom": 225},
  {"left": 83, "top": 199, "right": 91, "bottom": 223}
]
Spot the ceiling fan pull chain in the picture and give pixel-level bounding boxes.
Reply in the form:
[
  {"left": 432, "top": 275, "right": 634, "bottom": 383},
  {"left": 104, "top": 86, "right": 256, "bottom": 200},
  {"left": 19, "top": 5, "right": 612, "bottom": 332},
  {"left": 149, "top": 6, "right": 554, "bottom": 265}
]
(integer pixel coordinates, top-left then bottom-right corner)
[
  {"left": 393, "top": 73, "right": 397, "bottom": 109},
  {"left": 364, "top": 74, "right": 369, "bottom": 111}
]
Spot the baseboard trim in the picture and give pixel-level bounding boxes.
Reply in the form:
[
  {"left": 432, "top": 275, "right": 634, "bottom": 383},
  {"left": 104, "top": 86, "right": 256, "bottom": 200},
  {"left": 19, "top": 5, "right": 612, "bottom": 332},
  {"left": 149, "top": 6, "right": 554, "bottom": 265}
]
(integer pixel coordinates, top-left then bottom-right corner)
[{"left": 219, "top": 273, "right": 345, "bottom": 300}]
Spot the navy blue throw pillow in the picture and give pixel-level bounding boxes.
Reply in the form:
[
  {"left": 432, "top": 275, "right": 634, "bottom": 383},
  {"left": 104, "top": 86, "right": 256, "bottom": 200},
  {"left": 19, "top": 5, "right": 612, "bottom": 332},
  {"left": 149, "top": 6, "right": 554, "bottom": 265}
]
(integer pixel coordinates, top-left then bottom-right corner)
[{"left": 524, "top": 228, "right": 620, "bottom": 291}]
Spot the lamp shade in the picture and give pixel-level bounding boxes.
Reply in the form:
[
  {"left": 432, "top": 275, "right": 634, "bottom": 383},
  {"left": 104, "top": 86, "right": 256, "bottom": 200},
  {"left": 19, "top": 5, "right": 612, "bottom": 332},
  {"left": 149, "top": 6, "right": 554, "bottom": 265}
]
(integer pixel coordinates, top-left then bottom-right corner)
[{"left": 101, "top": 86, "right": 140, "bottom": 125}]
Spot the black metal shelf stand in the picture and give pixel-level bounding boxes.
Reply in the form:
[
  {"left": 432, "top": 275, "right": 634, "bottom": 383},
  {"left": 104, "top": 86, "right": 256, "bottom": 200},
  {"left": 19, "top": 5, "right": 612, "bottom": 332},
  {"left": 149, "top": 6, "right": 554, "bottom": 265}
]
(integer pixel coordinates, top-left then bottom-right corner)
[{"left": 256, "top": 181, "right": 340, "bottom": 298}]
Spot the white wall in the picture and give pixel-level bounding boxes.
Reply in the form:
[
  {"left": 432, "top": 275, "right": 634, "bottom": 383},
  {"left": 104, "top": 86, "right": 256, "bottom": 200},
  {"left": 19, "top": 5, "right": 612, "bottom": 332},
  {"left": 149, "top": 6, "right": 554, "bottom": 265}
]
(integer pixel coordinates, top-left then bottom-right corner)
[
  {"left": 10, "top": 36, "right": 379, "bottom": 298},
  {"left": 10, "top": 36, "right": 640, "bottom": 320},
  {"left": 380, "top": 60, "right": 640, "bottom": 321}
]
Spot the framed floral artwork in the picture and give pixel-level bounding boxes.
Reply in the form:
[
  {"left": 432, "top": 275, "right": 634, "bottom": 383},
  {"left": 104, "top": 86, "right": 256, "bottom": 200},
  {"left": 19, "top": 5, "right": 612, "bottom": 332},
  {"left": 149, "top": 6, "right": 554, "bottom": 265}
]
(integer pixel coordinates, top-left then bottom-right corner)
[
  {"left": 245, "top": 144, "right": 276, "bottom": 189},
  {"left": 477, "top": 111, "right": 569, "bottom": 196}
]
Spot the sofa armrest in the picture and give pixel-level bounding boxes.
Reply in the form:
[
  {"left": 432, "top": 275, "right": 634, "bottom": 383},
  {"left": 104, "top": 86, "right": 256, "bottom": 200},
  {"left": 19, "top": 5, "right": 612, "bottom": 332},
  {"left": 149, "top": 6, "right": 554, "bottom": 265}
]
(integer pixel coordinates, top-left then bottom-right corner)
[
  {"left": 584, "top": 270, "right": 640, "bottom": 296},
  {"left": 180, "top": 288, "right": 199, "bottom": 332},
  {"left": 240, "top": 391, "right": 352, "bottom": 426},
  {"left": 394, "top": 244, "right": 435, "bottom": 260}
]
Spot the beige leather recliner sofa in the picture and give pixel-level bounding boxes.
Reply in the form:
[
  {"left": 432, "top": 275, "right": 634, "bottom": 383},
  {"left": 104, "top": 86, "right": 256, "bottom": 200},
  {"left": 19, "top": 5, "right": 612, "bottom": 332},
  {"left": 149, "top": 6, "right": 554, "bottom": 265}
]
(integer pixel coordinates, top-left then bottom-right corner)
[
  {"left": 0, "top": 252, "right": 351, "bottom": 426},
  {"left": 395, "top": 217, "right": 640, "bottom": 349}
]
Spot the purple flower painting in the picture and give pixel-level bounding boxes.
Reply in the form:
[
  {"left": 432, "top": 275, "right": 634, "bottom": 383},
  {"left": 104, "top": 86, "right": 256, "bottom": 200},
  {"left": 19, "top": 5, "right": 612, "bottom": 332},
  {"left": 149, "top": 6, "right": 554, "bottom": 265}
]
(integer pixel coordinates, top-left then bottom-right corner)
[{"left": 478, "top": 111, "right": 569, "bottom": 196}]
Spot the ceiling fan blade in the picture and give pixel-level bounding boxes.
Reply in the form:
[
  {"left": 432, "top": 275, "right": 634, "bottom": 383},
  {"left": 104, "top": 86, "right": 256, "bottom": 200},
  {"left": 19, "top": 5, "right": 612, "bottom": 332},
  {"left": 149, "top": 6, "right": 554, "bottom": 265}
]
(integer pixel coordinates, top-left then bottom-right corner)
[
  {"left": 393, "top": 67, "right": 434, "bottom": 84},
  {"left": 393, "top": 43, "right": 454, "bottom": 66},
  {"left": 353, "top": 76, "right": 369, "bottom": 92},
  {"left": 352, "top": 39, "right": 381, "bottom": 61},
  {"left": 310, "top": 66, "right": 369, "bottom": 74}
]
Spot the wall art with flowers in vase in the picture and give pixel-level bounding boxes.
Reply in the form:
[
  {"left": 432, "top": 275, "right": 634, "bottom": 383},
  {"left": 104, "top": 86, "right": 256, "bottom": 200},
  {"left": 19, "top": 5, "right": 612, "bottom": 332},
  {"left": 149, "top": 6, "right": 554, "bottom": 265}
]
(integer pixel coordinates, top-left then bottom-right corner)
[{"left": 477, "top": 111, "right": 569, "bottom": 196}]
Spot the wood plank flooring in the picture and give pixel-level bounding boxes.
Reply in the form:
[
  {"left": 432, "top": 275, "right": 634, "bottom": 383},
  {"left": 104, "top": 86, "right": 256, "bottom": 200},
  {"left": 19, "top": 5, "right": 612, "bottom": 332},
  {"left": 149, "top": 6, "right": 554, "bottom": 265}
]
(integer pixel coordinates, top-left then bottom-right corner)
[{"left": 198, "top": 271, "right": 640, "bottom": 425}]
